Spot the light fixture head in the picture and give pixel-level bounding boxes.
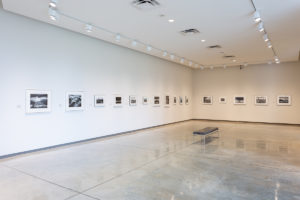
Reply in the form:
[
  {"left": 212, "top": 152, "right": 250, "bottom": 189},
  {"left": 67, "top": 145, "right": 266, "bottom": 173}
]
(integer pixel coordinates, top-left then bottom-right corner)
[
  {"left": 147, "top": 45, "right": 152, "bottom": 51},
  {"left": 253, "top": 11, "right": 261, "bottom": 23},
  {"left": 170, "top": 54, "right": 175, "bottom": 60},
  {"left": 267, "top": 41, "right": 272, "bottom": 48},
  {"left": 168, "top": 19, "right": 175, "bottom": 23},
  {"left": 180, "top": 58, "right": 185, "bottom": 63},
  {"left": 201, "top": 39, "right": 206, "bottom": 42},
  {"left": 131, "top": 40, "right": 137, "bottom": 46},
  {"left": 115, "top": 34, "right": 121, "bottom": 42},
  {"left": 49, "top": 0, "right": 58, "bottom": 8},
  {"left": 189, "top": 61, "right": 193, "bottom": 66},
  {"left": 257, "top": 22, "right": 264, "bottom": 32},
  {"left": 223, "top": 65, "right": 227, "bottom": 69},
  {"left": 163, "top": 51, "right": 167, "bottom": 57},
  {"left": 275, "top": 60, "right": 280, "bottom": 64},
  {"left": 48, "top": 8, "right": 58, "bottom": 21},
  {"left": 85, "top": 24, "right": 93, "bottom": 33},
  {"left": 263, "top": 34, "right": 269, "bottom": 42},
  {"left": 232, "top": 59, "right": 237, "bottom": 62}
]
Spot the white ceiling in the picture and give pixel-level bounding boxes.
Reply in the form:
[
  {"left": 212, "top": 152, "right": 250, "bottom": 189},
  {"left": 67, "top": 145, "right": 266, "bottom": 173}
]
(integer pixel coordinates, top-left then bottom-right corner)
[{"left": 2, "top": 0, "right": 300, "bottom": 68}]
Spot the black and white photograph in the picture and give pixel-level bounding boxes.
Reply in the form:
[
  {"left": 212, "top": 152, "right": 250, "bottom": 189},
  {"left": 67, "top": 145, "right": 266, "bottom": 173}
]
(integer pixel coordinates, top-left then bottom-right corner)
[
  {"left": 154, "top": 96, "right": 160, "bottom": 106},
  {"left": 179, "top": 96, "right": 183, "bottom": 105},
  {"left": 26, "top": 90, "right": 51, "bottom": 113},
  {"left": 142, "top": 96, "right": 148, "bottom": 105},
  {"left": 202, "top": 96, "right": 212, "bottom": 105},
  {"left": 219, "top": 97, "right": 226, "bottom": 104},
  {"left": 129, "top": 95, "right": 137, "bottom": 106},
  {"left": 277, "top": 95, "right": 291, "bottom": 106},
  {"left": 255, "top": 96, "right": 268, "bottom": 106},
  {"left": 165, "top": 95, "right": 170, "bottom": 106},
  {"left": 173, "top": 96, "right": 177, "bottom": 105},
  {"left": 234, "top": 96, "right": 246, "bottom": 105},
  {"left": 94, "top": 95, "right": 105, "bottom": 107},
  {"left": 114, "top": 95, "right": 123, "bottom": 107},
  {"left": 185, "top": 96, "right": 189, "bottom": 105},
  {"left": 66, "top": 92, "right": 84, "bottom": 111}
]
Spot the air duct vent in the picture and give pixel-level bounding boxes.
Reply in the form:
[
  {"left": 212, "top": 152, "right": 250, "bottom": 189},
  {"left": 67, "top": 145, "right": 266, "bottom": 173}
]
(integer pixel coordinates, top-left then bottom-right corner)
[
  {"left": 180, "top": 29, "right": 200, "bottom": 35},
  {"left": 207, "top": 45, "right": 222, "bottom": 49},
  {"left": 132, "top": 0, "right": 160, "bottom": 10}
]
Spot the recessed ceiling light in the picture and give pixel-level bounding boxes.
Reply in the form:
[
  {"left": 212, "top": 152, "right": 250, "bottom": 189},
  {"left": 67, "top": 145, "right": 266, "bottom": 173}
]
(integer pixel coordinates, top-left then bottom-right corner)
[
  {"left": 168, "top": 19, "right": 175, "bottom": 23},
  {"left": 115, "top": 34, "right": 121, "bottom": 42},
  {"left": 232, "top": 59, "right": 237, "bottom": 62},
  {"left": 201, "top": 39, "right": 206, "bottom": 42},
  {"left": 131, "top": 40, "right": 137, "bottom": 46}
]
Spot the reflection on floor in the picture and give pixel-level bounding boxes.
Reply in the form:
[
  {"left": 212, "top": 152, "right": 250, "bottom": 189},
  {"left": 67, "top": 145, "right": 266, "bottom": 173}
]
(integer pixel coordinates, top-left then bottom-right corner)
[{"left": 1, "top": 120, "right": 300, "bottom": 200}]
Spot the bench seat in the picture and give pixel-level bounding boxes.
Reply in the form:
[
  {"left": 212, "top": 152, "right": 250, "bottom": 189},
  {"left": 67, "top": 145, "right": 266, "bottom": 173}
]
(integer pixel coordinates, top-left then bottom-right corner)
[{"left": 193, "top": 127, "right": 219, "bottom": 135}]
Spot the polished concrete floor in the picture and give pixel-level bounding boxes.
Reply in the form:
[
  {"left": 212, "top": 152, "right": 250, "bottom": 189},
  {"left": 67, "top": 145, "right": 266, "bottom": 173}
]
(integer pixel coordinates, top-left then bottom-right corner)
[{"left": 1, "top": 120, "right": 300, "bottom": 200}]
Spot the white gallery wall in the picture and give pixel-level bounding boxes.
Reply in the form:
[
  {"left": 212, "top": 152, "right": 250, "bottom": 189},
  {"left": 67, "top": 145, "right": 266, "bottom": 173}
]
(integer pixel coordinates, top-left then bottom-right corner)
[
  {"left": 192, "top": 61, "right": 300, "bottom": 124},
  {"left": 0, "top": 10, "right": 193, "bottom": 157}
]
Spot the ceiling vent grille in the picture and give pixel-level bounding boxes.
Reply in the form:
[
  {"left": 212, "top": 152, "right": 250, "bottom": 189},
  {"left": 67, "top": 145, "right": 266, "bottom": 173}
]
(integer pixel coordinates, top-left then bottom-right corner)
[
  {"left": 180, "top": 29, "right": 200, "bottom": 35},
  {"left": 207, "top": 45, "right": 222, "bottom": 49},
  {"left": 132, "top": 0, "right": 160, "bottom": 10}
]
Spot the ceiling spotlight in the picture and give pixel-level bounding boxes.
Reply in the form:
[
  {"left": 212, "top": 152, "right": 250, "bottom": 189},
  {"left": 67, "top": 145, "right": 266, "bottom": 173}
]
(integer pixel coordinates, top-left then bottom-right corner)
[
  {"left": 189, "top": 61, "right": 193, "bottom": 66},
  {"left": 163, "top": 51, "right": 167, "bottom": 57},
  {"left": 115, "top": 34, "right": 121, "bottom": 42},
  {"left": 267, "top": 42, "right": 272, "bottom": 48},
  {"left": 263, "top": 34, "right": 269, "bottom": 42},
  {"left": 170, "top": 54, "right": 175, "bottom": 60},
  {"left": 232, "top": 59, "right": 237, "bottom": 62},
  {"left": 49, "top": 0, "right": 58, "bottom": 8},
  {"left": 275, "top": 61, "right": 280, "bottom": 64},
  {"left": 168, "top": 19, "right": 175, "bottom": 23},
  {"left": 147, "top": 45, "right": 152, "bottom": 51},
  {"left": 131, "top": 40, "right": 137, "bottom": 46},
  {"left": 223, "top": 65, "right": 227, "bottom": 69},
  {"left": 180, "top": 58, "right": 185, "bottom": 63},
  {"left": 48, "top": 8, "right": 58, "bottom": 21},
  {"left": 253, "top": 11, "right": 261, "bottom": 23},
  {"left": 201, "top": 39, "right": 206, "bottom": 42},
  {"left": 85, "top": 24, "right": 93, "bottom": 33},
  {"left": 257, "top": 22, "right": 264, "bottom": 32}
]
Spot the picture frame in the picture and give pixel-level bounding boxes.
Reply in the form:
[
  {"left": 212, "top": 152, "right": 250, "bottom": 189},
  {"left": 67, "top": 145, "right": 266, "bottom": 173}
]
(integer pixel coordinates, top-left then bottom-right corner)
[
  {"left": 66, "top": 91, "right": 84, "bottom": 111},
  {"left": 179, "top": 96, "right": 183, "bottom": 105},
  {"left": 113, "top": 95, "right": 123, "bottom": 107},
  {"left": 202, "top": 96, "right": 213, "bottom": 105},
  {"left": 255, "top": 96, "right": 268, "bottom": 106},
  {"left": 219, "top": 97, "right": 226, "bottom": 104},
  {"left": 234, "top": 96, "right": 246, "bottom": 105},
  {"left": 165, "top": 95, "right": 170, "bottom": 106},
  {"left": 129, "top": 95, "right": 137, "bottom": 106},
  {"left": 173, "top": 96, "right": 177, "bottom": 105},
  {"left": 26, "top": 90, "right": 51, "bottom": 113},
  {"left": 185, "top": 96, "right": 189, "bottom": 105},
  {"left": 277, "top": 95, "right": 291, "bottom": 106},
  {"left": 142, "top": 96, "right": 148, "bottom": 105},
  {"left": 153, "top": 96, "right": 161, "bottom": 106},
  {"left": 94, "top": 95, "right": 105, "bottom": 107}
]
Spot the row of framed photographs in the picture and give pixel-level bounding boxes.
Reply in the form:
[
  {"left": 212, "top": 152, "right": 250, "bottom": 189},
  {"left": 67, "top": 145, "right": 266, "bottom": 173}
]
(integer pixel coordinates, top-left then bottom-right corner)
[
  {"left": 202, "top": 95, "right": 292, "bottom": 106},
  {"left": 26, "top": 90, "right": 190, "bottom": 113}
]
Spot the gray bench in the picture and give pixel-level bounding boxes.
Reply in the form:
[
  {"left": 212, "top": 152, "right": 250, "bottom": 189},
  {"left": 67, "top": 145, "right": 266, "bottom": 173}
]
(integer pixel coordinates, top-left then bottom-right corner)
[{"left": 193, "top": 127, "right": 219, "bottom": 145}]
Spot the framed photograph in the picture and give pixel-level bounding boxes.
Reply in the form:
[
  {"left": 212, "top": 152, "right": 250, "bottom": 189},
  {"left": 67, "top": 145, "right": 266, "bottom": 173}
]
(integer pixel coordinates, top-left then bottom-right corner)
[
  {"left": 94, "top": 95, "right": 105, "bottom": 107},
  {"left": 26, "top": 90, "right": 51, "bottom": 113},
  {"left": 255, "top": 96, "right": 268, "bottom": 106},
  {"left": 113, "top": 95, "right": 123, "bottom": 107},
  {"left": 142, "top": 96, "right": 148, "bottom": 105},
  {"left": 153, "top": 96, "right": 160, "bottom": 106},
  {"left": 277, "top": 95, "right": 291, "bottom": 106},
  {"left": 185, "top": 96, "right": 189, "bottom": 105},
  {"left": 66, "top": 91, "right": 84, "bottom": 111},
  {"left": 173, "top": 96, "right": 177, "bottom": 105},
  {"left": 129, "top": 95, "right": 137, "bottom": 106},
  {"left": 202, "top": 96, "right": 212, "bottom": 105},
  {"left": 165, "top": 95, "right": 170, "bottom": 106},
  {"left": 179, "top": 96, "right": 183, "bottom": 105},
  {"left": 234, "top": 96, "right": 246, "bottom": 105},
  {"left": 219, "top": 97, "right": 226, "bottom": 104}
]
